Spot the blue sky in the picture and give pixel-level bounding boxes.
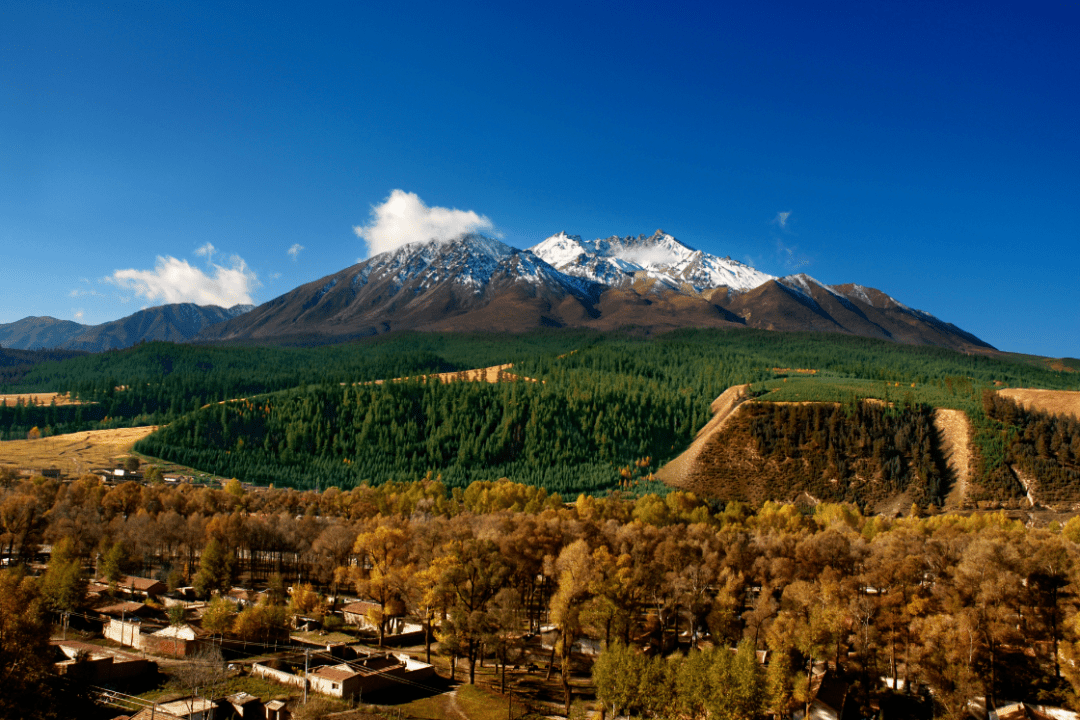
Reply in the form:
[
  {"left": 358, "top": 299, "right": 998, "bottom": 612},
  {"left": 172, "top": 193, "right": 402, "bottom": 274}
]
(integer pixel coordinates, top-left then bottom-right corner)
[{"left": 3, "top": 1, "right": 1078, "bottom": 357}]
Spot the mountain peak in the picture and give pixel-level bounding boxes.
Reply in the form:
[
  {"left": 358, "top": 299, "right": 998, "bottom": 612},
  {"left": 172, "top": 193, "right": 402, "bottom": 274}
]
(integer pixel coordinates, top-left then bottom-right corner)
[{"left": 530, "top": 231, "right": 773, "bottom": 293}]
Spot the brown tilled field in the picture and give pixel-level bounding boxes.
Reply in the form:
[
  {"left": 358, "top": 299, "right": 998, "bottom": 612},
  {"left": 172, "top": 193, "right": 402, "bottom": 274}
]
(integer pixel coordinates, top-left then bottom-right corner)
[
  {"left": 0, "top": 426, "right": 157, "bottom": 475},
  {"left": 0, "top": 392, "right": 83, "bottom": 407},
  {"left": 998, "top": 388, "right": 1080, "bottom": 420}
]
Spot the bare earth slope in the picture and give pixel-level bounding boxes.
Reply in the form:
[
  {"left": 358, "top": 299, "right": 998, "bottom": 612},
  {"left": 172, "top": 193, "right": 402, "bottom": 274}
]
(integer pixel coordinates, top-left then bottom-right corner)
[
  {"left": 935, "top": 408, "right": 973, "bottom": 510},
  {"left": 998, "top": 388, "right": 1080, "bottom": 420},
  {"left": 656, "top": 384, "right": 751, "bottom": 487}
]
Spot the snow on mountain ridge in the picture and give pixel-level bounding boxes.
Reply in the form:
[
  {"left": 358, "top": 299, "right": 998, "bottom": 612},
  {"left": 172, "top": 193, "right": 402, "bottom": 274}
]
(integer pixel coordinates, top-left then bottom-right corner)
[
  {"left": 356, "top": 232, "right": 600, "bottom": 297},
  {"left": 530, "top": 230, "right": 776, "bottom": 293}
]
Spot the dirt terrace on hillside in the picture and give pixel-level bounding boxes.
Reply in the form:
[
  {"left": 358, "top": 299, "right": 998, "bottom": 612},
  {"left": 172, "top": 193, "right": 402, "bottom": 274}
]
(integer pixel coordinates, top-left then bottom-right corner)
[
  {"left": 998, "top": 388, "right": 1080, "bottom": 420},
  {"left": 0, "top": 426, "right": 156, "bottom": 474}
]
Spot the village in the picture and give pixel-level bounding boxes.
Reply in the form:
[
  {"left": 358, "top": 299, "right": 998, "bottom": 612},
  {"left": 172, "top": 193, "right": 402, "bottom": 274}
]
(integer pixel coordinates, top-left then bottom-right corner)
[{"left": 6, "top": 457, "right": 1080, "bottom": 720}]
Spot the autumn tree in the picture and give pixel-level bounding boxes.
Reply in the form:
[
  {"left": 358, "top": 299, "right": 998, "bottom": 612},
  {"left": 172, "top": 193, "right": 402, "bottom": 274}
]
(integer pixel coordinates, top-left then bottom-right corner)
[
  {"left": 201, "top": 596, "right": 237, "bottom": 639},
  {"left": 0, "top": 567, "right": 90, "bottom": 719},
  {"left": 40, "top": 536, "right": 86, "bottom": 615},
  {"left": 348, "top": 521, "right": 413, "bottom": 645},
  {"left": 550, "top": 538, "right": 595, "bottom": 716},
  {"left": 437, "top": 534, "right": 511, "bottom": 684},
  {"left": 193, "top": 537, "right": 235, "bottom": 598},
  {"left": 233, "top": 596, "right": 289, "bottom": 645}
]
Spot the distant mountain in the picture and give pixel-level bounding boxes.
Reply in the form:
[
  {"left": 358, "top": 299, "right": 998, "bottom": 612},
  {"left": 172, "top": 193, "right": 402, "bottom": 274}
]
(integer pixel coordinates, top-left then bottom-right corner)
[
  {"left": 0, "top": 303, "right": 253, "bottom": 352},
  {"left": 0, "top": 317, "right": 86, "bottom": 351},
  {"left": 197, "top": 231, "right": 994, "bottom": 352}
]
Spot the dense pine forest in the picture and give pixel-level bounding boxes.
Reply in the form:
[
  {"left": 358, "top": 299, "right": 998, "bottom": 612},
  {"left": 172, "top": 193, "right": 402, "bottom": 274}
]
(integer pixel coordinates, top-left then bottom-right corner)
[{"left": 3, "top": 330, "right": 1079, "bottom": 499}]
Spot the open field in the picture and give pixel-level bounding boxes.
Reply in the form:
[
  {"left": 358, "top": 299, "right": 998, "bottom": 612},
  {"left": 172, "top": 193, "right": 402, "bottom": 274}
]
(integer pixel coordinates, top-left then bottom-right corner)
[
  {"left": 0, "top": 391, "right": 82, "bottom": 406},
  {"left": 998, "top": 388, "right": 1080, "bottom": 420},
  {"left": 0, "top": 426, "right": 156, "bottom": 474}
]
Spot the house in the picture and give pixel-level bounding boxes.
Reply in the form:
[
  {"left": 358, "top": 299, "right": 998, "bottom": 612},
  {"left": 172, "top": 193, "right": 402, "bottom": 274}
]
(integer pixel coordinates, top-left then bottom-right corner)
[
  {"left": 227, "top": 587, "right": 269, "bottom": 607},
  {"left": 264, "top": 699, "right": 289, "bottom": 720},
  {"left": 252, "top": 647, "right": 434, "bottom": 700},
  {"left": 86, "top": 581, "right": 112, "bottom": 600},
  {"left": 97, "top": 600, "right": 156, "bottom": 619},
  {"left": 143, "top": 624, "right": 207, "bottom": 657},
  {"left": 112, "top": 575, "right": 167, "bottom": 599},
  {"left": 341, "top": 601, "right": 382, "bottom": 627},
  {"left": 794, "top": 670, "right": 849, "bottom": 720},
  {"left": 104, "top": 616, "right": 148, "bottom": 649},
  {"left": 53, "top": 640, "right": 156, "bottom": 682},
  {"left": 224, "top": 692, "right": 263, "bottom": 718},
  {"left": 994, "top": 703, "right": 1080, "bottom": 720},
  {"left": 341, "top": 601, "right": 420, "bottom": 638},
  {"left": 130, "top": 710, "right": 186, "bottom": 720},
  {"left": 153, "top": 697, "right": 218, "bottom": 720}
]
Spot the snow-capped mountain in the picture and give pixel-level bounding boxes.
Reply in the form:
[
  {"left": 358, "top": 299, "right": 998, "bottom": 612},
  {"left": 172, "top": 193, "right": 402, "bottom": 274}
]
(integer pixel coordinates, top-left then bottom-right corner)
[
  {"left": 197, "top": 231, "right": 994, "bottom": 352},
  {"left": 198, "top": 234, "right": 606, "bottom": 343},
  {"left": 530, "top": 230, "right": 775, "bottom": 293},
  {"left": 350, "top": 233, "right": 601, "bottom": 298}
]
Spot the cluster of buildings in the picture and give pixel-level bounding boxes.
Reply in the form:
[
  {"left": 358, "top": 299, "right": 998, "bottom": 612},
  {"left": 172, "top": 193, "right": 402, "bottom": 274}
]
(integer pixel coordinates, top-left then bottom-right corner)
[{"left": 53, "top": 570, "right": 434, "bottom": 720}]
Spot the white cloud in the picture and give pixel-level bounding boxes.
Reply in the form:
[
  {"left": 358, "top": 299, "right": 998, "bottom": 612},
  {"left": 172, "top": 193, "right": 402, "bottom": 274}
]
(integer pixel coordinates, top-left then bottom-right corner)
[
  {"left": 288, "top": 243, "right": 304, "bottom": 261},
  {"left": 68, "top": 287, "right": 105, "bottom": 299},
  {"left": 108, "top": 255, "right": 258, "bottom": 307},
  {"left": 73, "top": 309, "right": 84, "bottom": 321},
  {"left": 774, "top": 211, "right": 792, "bottom": 228},
  {"left": 353, "top": 189, "right": 495, "bottom": 258},
  {"left": 194, "top": 242, "right": 216, "bottom": 262}
]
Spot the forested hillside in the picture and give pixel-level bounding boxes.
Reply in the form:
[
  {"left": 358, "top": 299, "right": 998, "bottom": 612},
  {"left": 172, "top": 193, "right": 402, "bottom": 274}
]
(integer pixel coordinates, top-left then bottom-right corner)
[
  {"left": 134, "top": 331, "right": 1080, "bottom": 498},
  {"left": 3, "top": 329, "right": 1079, "bottom": 500},
  {"left": 678, "top": 400, "right": 949, "bottom": 509},
  {"left": 0, "top": 334, "right": 584, "bottom": 440},
  {"left": 982, "top": 391, "right": 1080, "bottom": 504}
]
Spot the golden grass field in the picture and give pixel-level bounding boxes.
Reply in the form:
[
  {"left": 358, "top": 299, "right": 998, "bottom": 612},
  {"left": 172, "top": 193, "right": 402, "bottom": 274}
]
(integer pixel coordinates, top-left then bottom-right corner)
[
  {"left": 0, "top": 392, "right": 83, "bottom": 407},
  {"left": 998, "top": 388, "right": 1080, "bottom": 420},
  {"left": 0, "top": 426, "right": 157, "bottom": 474},
  {"left": 373, "top": 363, "right": 537, "bottom": 384}
]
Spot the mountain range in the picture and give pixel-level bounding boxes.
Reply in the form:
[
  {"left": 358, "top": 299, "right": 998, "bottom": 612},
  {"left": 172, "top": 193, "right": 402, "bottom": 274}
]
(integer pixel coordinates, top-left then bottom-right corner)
[
  {"left": 197, "top": 231, "right": 994, "bottom": 352},
  {"left": 3, "top": 231, "right": 993, "bottom": 353},
  {"left": 0, "top": 303, "right": 252, "bottom": 352}
]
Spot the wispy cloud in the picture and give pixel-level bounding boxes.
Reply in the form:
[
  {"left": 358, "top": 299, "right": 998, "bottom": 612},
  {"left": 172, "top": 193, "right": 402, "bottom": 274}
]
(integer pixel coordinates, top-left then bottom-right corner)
[
  {"left": 773, "top": 211, "right": 792, "bottom": 228},
  {"left": 194, "top": 242, "right": 216, "bottom": 263},
  {"left": 73, "top": 309, "right": 84, "bottom": 321},
  {"left": 287, "top": 243, "right": 304, "bottom": 261},
  {"left": 354, "top": 189, "right": 495, "bottom": 258},
  {"left": 107, "top": 255, "right": 259, "bottom": 307},
  {"left": 68, "top": 287, "right": 105, "bottom": 299},
  {"left": 776, "top": 239, "right": 811, "bottom": 273}
]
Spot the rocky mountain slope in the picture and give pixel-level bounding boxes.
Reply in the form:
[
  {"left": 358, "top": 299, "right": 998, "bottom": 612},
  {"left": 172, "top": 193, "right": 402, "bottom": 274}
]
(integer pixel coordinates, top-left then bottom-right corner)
[{"left": 199, "top": 231, "right": 993, "bottom": 351}]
